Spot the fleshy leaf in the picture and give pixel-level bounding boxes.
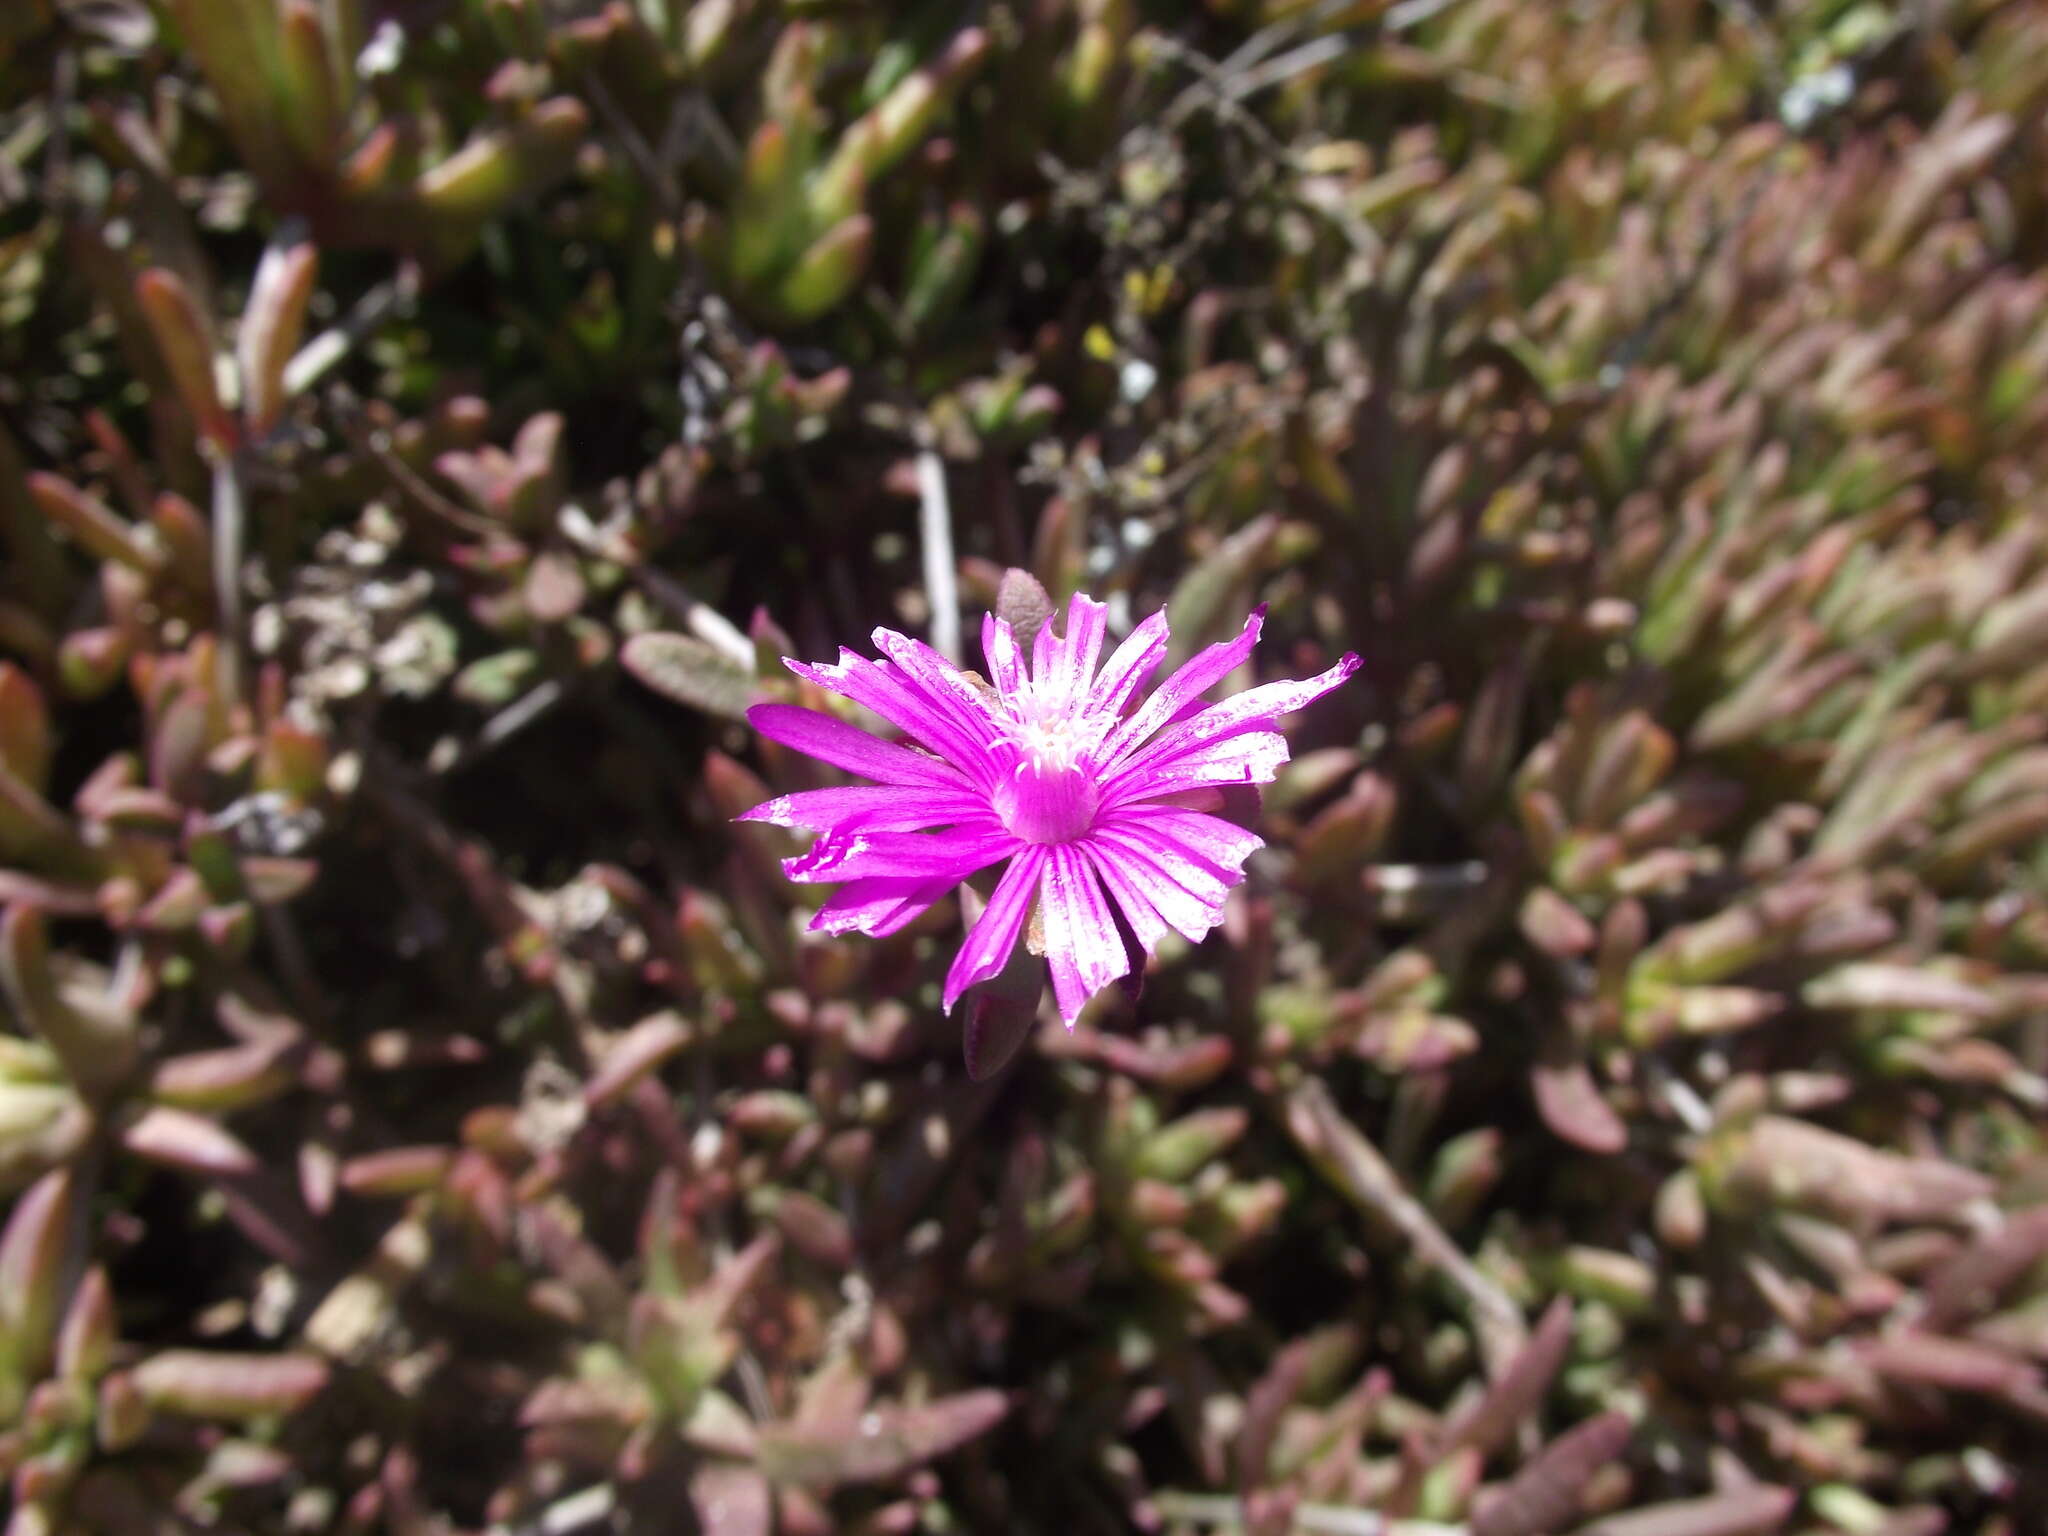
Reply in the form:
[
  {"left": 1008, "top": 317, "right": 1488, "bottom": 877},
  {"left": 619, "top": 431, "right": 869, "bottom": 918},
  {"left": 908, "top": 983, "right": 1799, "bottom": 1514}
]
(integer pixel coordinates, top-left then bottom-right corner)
[
  {"left": 755, "top": 1388, "right": 1007, "bottom": 1490},
  {"left": 623, "top": 632, "right": 759, "bottom": 720}
]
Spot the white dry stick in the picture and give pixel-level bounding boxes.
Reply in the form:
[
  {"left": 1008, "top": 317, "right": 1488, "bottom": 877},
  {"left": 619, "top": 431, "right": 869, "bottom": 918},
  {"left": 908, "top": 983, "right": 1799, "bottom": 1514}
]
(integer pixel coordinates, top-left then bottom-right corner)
[
  {"left": 282, "top": 262, "right": 419, "bottom": 398},
  {"left": 488, "top": 1481, "right": 616, "bottom": 1536},
  {"left": 917, "top": 447, "right": 960, "bottom": 663},
  {"left": 632, "top": 567, "right": 754, "bottom": 666},
  {"left": 212, "top": 450, "right": 244, "bottom": 706}
]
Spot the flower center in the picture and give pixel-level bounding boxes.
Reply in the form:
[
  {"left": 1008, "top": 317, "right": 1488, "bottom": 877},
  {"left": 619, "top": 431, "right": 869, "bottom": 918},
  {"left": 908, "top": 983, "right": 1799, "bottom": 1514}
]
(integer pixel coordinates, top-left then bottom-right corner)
[{"left": 994, "top": 738, "right": 1100, "bottom": 844}]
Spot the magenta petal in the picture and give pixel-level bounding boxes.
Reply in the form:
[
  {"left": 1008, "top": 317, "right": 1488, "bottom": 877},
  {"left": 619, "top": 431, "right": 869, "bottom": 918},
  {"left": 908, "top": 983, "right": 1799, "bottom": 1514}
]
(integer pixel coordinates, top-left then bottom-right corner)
[
  {"left": 1045, "top": 946, "right": 1088, "bottom": 1027},
  {"left": 1101, "top": 730, "right": 1291, "bottom": 807},
  {"left": 1099, "top": 606, "right": 1267, "bottom": 763},
  {"left": 1083, "top": 608, "right": 1171, "bottom": 727},
  {"left": 1120, "top": 654, "right": 1362, "bottom": 781},
  {"left": 1114, "top": 806, "right": 1265, "bottom": 877},
  {"left": 788, "top": 651, "right": 994, "bottom": 782},
  {"left": 1090, "top": 807, "right": 1261, "bottom": 942},
  {"left": 982, "top": 613, "right": 1026, "bottom": 696},
  {"left": 1040, "top": 844, "right": 1129, "bottom": 1025},
  {"left": 1030, "top": 614, "right": 1058, "bottom": 684},
  {"left": 1084, "top": 839, "right": 1170, "bottom": 954},
  {"left": 1087, "top": 837, "right": 1224, "bottom": 943},
  {"left": 747, "top": 703, "right": 971, "bottom": 790},
  {"left": 809, "top": 875, "right": 954, "bottom": 936},
  {"left": 739, "top": 784, "right": 989, "bottom": 833},
  {"left": 869, "top": 628, "right": 1005, "bottom": 746},
  {"left": 784, "top": 825, "right": 1019, "bottom": 884},
  {"left": 749, "top": 593, "right": 1355, "bottom": 1038},
  {"left": 943, "top": 848, "right": 1046, "bottom": 1011},
  {"left": 1045, "top": 594, "right": 1108, "bottom": 706}
]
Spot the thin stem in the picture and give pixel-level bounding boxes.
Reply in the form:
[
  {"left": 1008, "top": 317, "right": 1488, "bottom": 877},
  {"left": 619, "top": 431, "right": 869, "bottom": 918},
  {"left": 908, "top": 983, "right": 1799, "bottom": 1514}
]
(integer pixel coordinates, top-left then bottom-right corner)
[
  {"left": 1281, "top": 1078, "right": 1528, "bottom": 1378},
  {"left": 436, "top": 678, "right": 568, "bottom": 776},
  {"left": 349, "top": 418, "right": 498, "bottom": 539}
]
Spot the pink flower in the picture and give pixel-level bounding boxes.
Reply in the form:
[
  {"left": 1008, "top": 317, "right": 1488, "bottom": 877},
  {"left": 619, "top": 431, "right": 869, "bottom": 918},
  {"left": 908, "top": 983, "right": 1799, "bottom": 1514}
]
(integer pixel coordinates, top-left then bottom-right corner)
[{"left": 738, "top": 594, "right": 1359, "bottom": 1025}]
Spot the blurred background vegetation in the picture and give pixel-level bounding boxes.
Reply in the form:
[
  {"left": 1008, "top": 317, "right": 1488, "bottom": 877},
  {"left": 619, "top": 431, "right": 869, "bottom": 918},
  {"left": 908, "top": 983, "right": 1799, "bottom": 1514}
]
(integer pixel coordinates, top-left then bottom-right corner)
[{"left": 4, "top": 0, "right": 2048, "bottom": 1531}]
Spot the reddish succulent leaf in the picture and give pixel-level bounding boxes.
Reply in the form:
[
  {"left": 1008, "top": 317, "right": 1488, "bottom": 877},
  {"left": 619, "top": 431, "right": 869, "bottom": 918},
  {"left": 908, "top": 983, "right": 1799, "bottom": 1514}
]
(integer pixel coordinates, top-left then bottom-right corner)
[
  {"left": 2, "top": 905, "right": 138, "bottom": 1097},
  {"left": 237, "top": 239, "right": 317, "bottom": 436},
  {"left": 150, "top": 690, "right": 215, "bottom": 805},
  {"left": 96, "top": 1369, "right": 152, "bottom": 1453},
  {"left": 584, "top": 1012, "right": 693, "bottom": 1109},
  {"left": 1715, "top": 1116, "right": 1994, "bottom": 1224},
  {"left": 1573, "top": 1486, "right": 1797, "bottom": 1536},
  {"left": 1441, "top": 1297, "right": 1576, "bottom": 1463},
  {"left": 1076, "top": 1031, "right": 1233, "bottom": 1088},
  {"left": 727, "top": 1090, "right": 816, "bottom": 1139},
  {"left": 1920, "top": 1205, "right": 2048, "bottom": 1330},
  {"left": 621, "top": 632, "right": 759, "bottom": 721},
  {"left": 768, "top": 1189, "right": 855, "bottom": 1270},
  {"left": 0, "top": 1167, "right": 75, "bottom": 1383},
  {"left": 121, "top": 1105, "right": 260, "bottom": 1176},
  {"left": 791, "top": 1350, "right": 871, "bottom": 1431},
  {"left": 0, "top": 759, "right": 81, "bottom": 868},
  {"left": 1164, "top": 513, "right": 1278, "bottom": 665},
  {"left": 692, "top": 1232, "right": 784, "bottom": 1332},
  {"left": 755, "top": 1389, "right": 1008, "bottom": 1490},
  {"left": 691, "top": 1463, "right": 773, "bottom": 1536},
  {"left": 26, "top": 472, "right": 165, "bottom": 573},
  {"left": 961, "top": 916, "right": 1045, "bottom": 1080},
  {"left": 0, "top": 663, "right": 51, "bottom": 794},
  {"left": 1803, "top": 964, "right": 1999, "bottom": 1017},
  {"left": 137, "top": 867, "right": 208, "bottom": 931},
  {"left": 523, "top": 550, "right": 587, "bottom": 624},
  {"left": 1469, "top": 1410, "right": 1633, "bottom": 1536},
  {"left": 132, "top": 1349, "right": 328, "bottom": 1419},
  {"left": 1355, "top": 1010, "right": 1479, "bottom": 1071},
  {"left": 339, "top": 1146, "right": 456, "bottom": 1199},
  {"left": 0, "top": 871, "right": 98, "bottom": 914},
  {"left": 149, "top": 1031, "right": 302, "bottom": 1112},
  {"left": 1531, "top": 1035, "right": 1627, "bottom": 1155},
  {"left": 1236, "top": 1335, "right": 1313, "bottom": 1492},
  {"left": 136, "top": 268, "right": 236, "bottom": 450},
  {"left": 1136, "top": 1107, "right": 1250, "bottom": 1182},
  {"left": 55, "top": 1265, "right": 117, "bottom": 1384},
  {"left": 1520, "top": 886, "right": 1596, "bottom": 957},
  {"left": 1857, "top": 1330, "right": 2041, "bottom": 1397},
  {"left": 962, "top": 987, "right": 1039, "bottom": 1081},
  {"left": 519, "top": 1375, "right": 654, "bottom": 1430}
]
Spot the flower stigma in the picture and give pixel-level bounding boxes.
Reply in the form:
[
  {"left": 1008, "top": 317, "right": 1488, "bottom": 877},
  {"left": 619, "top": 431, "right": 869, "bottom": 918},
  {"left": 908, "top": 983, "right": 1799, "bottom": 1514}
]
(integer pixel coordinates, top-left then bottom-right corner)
[{"left": 994, "top": 707, "right": 1099, "bottom": 844}]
